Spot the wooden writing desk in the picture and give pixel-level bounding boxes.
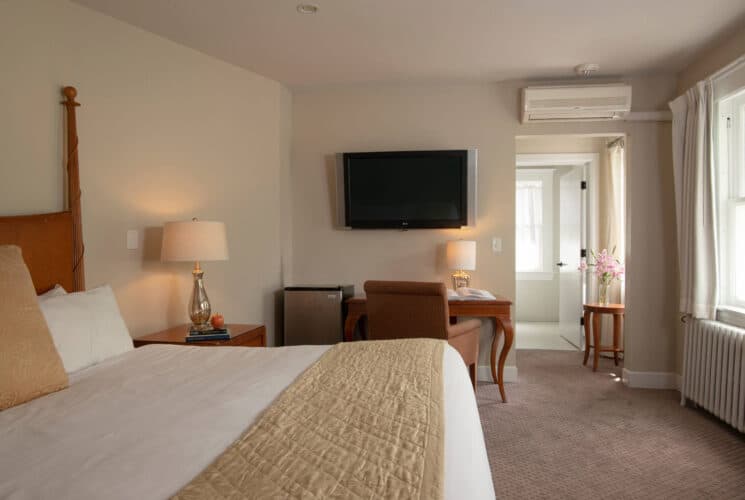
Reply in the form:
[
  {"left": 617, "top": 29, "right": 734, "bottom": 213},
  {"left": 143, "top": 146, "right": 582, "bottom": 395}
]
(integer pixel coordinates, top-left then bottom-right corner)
[{"left": 344, "top": 295, "right": 514, "bottom": 402}]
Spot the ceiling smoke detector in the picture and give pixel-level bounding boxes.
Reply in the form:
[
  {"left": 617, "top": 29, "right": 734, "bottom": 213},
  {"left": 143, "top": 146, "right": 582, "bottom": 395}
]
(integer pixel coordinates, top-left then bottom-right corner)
[
  {"left": 575, "top": 63, "right": 600, "bottom": 77},
  {"left": 297, "top": 4, "right": 319, "bottom": 14}
]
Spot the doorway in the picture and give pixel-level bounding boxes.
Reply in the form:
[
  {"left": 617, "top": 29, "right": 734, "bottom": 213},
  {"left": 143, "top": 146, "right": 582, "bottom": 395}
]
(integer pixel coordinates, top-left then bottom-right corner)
[{"left": 514, "top": 135, "right": 625, "bottom": 352}]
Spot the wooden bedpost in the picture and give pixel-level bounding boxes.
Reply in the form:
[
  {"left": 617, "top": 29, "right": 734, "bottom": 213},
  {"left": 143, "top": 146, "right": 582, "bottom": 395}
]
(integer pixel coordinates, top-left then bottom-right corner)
[{"left": 62, "top": 86, "right": 85, "bottom": 291}]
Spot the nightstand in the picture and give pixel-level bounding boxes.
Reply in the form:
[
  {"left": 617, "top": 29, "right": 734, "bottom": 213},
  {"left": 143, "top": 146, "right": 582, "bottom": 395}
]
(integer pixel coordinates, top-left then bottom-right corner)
[{"left": 133, "top": 324, "right": 266, "bottom": 348}]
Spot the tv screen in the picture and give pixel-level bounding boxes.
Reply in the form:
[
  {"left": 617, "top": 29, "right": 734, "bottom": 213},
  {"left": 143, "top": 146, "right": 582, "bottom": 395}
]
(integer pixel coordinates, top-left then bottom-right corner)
[{"left": 342, "top": 150, "right": 470, "bottom": 229}]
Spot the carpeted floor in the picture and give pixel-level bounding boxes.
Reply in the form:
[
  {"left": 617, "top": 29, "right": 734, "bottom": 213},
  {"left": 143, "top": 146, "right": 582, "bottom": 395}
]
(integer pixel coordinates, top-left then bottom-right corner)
[{"left": 476, "top": 350, "right": 745, "bottom": 499}]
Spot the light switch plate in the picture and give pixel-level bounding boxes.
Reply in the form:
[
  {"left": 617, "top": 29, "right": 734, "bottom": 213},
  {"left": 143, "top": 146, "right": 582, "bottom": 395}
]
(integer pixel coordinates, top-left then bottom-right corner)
[
  {"left": 492, "top": 237, "right": 502, "bottom": 254},
  {"left": 126, "top": 230, "right": 138, "bottom": 250}
]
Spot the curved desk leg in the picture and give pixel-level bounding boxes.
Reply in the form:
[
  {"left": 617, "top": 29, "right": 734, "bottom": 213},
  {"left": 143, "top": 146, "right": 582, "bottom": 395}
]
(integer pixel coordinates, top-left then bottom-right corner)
[
  {"left": 491, "top": 317, "right": 514, "bottom": 403},
  {"left": 490, "top": 324, "right": 499, "bottom": 384},
  {"left": 582, "top": 310, "right": 592, "bottom": 366},
  {"left": 344, "top": 312, "right": 363, "bottom": 342}
]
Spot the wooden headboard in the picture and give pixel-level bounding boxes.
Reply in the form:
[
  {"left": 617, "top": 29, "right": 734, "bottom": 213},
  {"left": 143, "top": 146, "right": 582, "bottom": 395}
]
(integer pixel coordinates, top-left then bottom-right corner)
[{"left": 0, "top": 86, "right": 85, "bottom": 294}]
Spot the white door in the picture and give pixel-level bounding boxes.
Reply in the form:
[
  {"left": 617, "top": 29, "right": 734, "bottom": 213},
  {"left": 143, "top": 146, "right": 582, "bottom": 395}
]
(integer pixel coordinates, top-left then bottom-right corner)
[{"left": 557, "top": 165, "right": 585, "bottom": 347}]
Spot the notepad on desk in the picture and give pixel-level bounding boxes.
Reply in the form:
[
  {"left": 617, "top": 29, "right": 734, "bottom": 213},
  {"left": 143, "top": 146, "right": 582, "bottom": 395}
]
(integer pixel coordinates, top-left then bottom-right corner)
[{"left": 447, "top": 288, "right": 496, "bottom": 300}]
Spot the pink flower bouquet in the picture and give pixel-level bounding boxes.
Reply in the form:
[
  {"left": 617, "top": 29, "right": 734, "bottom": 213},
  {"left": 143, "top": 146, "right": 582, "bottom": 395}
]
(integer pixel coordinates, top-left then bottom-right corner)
[{"left": 579, "top": 248, "right": 624, "bottom": 305}]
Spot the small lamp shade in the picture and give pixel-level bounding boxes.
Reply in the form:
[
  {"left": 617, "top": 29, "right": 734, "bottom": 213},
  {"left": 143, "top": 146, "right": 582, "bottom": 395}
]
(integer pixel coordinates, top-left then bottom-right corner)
[
  {"left": 447, "top": 240, "right": 476, "bottom": 271},
  {"left": 161, "top": 220, "right": 229, "bottom": 262}
]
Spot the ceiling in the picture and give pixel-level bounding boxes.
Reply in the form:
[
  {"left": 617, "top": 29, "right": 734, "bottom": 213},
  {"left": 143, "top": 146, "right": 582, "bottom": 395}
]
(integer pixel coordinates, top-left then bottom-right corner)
[{"left": 73, "top": 0, "right": 745, "bottom": 87}]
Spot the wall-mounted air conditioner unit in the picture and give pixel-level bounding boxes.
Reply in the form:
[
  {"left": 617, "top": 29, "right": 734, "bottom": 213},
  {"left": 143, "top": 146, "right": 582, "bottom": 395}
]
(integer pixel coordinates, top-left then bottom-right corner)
[{"left": 521, "top": 84, "right": 632, "bottom": 123}]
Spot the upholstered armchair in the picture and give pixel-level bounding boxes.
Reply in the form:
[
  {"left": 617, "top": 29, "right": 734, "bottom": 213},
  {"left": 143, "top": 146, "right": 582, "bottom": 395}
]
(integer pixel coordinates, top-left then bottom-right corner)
[{"left": 363, "top": 280, "right": 481, "bottom": 389}]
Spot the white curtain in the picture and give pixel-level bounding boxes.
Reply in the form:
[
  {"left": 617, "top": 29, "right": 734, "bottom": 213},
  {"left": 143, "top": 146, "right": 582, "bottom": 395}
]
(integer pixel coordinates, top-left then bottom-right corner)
[
  {"left": 598, "top": 141, "right": 626, "bottom": 347},
  {"left": 515, "top": 180, "right": 543, "bottom": 272},
  {"left": 607, "top": 142, "right": 626, "bottom": 305},
  {"left": 669, "top": 81, "right": 719, "bottom": 320},
  {"left": 606, "top": 143, "right": 625, "bottom": 261}
]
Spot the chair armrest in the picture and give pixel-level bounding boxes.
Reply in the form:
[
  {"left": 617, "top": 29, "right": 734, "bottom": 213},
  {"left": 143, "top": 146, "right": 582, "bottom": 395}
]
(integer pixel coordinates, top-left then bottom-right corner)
[{"left": 447, "top": 319, "right": 482, "bottom": 339}]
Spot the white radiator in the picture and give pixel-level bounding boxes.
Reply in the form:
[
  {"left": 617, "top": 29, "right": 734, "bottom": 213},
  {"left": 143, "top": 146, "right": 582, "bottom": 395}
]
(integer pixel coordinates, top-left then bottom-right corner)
[{"left": 681, "top": 319, "right": 745, "bottom": 432}]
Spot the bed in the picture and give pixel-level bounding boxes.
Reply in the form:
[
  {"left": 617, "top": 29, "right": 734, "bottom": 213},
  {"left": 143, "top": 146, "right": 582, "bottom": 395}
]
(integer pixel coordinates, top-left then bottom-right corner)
[{"left": 0, "top": 87, "right": 495, "bottom": 500}]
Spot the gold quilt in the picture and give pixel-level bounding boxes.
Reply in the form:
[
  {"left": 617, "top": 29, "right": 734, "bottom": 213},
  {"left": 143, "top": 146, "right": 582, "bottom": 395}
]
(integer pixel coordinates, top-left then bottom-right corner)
[{"left": 173, "top": 338, "right": 445, "bottom": 500}]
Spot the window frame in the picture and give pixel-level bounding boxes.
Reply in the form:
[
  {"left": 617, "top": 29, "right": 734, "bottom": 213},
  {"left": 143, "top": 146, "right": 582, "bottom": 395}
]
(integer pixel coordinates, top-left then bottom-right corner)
[
  {"left": 716, "top": 90, "right": 745, "bottom": 313},
  {"left": 515, "top": 168, "right": 554, "bottom": 280}
]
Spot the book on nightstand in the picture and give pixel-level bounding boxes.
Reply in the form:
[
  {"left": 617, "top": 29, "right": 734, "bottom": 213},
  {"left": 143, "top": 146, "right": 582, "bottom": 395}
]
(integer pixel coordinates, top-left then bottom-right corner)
[
  {"left": 185, "top": 327, "right": 233, "bottom": 342},
  {"left": 447, "top": 287, "right": 496, "bottom": 300}
]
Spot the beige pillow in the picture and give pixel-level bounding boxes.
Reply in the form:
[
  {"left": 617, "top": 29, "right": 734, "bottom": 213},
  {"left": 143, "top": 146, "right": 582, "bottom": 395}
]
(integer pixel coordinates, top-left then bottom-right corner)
[{"left": 0, "top": 245, "right": 69, "bottom": 410}]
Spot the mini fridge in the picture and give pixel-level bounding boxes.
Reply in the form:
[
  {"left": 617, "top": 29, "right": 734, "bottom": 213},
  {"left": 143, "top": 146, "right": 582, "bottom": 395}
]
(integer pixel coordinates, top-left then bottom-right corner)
[{"left": 283, "top": 285, "right": 354, "bottom": 345}]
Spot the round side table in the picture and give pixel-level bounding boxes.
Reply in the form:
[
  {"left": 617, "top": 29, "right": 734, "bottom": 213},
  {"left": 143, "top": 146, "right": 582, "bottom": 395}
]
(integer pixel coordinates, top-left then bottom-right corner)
[{"left": 583, "top": 303, "right": 625, "bottom": 372}]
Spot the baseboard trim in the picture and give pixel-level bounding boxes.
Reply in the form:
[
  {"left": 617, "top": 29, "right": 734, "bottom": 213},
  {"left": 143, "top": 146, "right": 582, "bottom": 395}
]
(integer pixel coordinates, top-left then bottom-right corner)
[
  {"left": 477, "top": 365, "right": 517, "bottom": 383},
  {"left": 622, "top": 368, "right": 680, "bottom": 390}
]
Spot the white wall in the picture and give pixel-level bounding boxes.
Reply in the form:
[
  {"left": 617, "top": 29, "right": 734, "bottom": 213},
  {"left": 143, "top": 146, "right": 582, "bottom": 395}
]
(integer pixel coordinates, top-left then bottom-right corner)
[
  {"left": 514, "top": 137, "right": 609, "bottom": 323},
  {"left": 0, "top": 0, "right": 289, "bottom": 344},
  {"left": 513, "top": 165, "right": 562, "bottom": 323},
  {"left": 291, "top": 76, "right": 680, "bottom": 375}
]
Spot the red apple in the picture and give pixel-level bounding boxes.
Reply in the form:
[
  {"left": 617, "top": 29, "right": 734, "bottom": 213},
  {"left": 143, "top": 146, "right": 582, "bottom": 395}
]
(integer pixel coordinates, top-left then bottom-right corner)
[{"left": 210, "top": 314, "right": 225, "bottom": 329}]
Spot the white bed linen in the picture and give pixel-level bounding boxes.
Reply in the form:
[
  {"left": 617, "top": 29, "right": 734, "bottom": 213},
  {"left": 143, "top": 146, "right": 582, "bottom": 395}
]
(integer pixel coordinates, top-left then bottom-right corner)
[{"left": 0, "top": 344, "right": 494, "bottom": 500}]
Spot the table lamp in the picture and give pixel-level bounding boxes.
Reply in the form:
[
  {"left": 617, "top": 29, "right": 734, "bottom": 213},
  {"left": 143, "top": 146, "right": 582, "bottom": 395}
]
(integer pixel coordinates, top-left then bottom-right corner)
[
  {"left": 447, "top": 240, "right": 476, "bottom": 289},
  {"left": 161, "top": 219, "right": 228, "bottom": 331}
]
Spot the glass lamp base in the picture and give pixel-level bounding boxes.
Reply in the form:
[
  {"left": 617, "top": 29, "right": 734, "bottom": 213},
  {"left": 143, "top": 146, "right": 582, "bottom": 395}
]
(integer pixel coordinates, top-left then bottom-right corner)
[
  {"left": 189, "top": 266, "right": 212, "bottom": 331},
  {"left": 451, "top": 271, "right": 471, "bottom": 289}
]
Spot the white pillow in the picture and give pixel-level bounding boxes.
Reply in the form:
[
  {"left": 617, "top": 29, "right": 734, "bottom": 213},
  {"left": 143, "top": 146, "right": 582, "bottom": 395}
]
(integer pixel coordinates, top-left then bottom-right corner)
[
  {"left": 39, "top": 285, "right": 134, "bottom": 373},
  {"left": 38, "top": 284, "right": 68, "bottom": 301}
]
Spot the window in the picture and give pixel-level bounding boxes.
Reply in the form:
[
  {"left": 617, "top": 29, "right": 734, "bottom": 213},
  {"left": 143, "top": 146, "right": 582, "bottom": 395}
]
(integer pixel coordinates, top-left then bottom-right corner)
[
  {"left": 516, "top": 169, "right": 553, "bottom": 277},
  {"left": 716, "top": 90, "right": 745, "bottom": 309}
]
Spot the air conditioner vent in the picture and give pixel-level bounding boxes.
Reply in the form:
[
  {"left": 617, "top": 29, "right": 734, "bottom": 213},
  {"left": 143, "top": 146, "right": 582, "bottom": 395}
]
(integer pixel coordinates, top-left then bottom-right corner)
[{"left": 522, "top": 84, "right": 632, "bottom": 123}]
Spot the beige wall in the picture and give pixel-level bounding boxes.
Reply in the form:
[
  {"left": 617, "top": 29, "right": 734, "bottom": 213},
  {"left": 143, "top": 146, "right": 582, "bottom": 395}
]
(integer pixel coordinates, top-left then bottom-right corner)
[
  {"left": 280, "top": 87, "right": 294, "bottom": 287},
  {"left": 292, "top": 82, "right": 517, "bottom": 369},
  {"left": 0, "top": 0, "right": 688, "bottom": 377},
  {"left": 677, "top": 23, "right": 745, "bottom": 93},
  {"left": 515, "top": 136, "right": 608, "bottom": 155},
  {"left": 0, "top": 0, "right": 288, "bottom": 344},
  {"left": 291, "top": 76, "right": 680, "bottom": 374}
]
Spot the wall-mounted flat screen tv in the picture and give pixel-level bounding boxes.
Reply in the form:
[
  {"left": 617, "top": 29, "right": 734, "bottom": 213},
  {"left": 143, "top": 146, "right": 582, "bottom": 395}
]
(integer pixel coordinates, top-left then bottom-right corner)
[{"left": 336, "top": 150, "right": 477, "bottom": 229}]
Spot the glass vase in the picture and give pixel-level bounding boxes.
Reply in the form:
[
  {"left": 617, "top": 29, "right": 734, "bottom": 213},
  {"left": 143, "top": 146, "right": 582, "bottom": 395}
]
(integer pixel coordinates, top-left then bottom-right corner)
[{"left": 598, "top": 280, "right": 610, "bottom": 306}]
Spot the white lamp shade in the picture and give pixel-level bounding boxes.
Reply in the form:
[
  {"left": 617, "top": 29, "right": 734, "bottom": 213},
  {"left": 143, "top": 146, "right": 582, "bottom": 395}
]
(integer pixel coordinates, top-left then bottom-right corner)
[
  {"left": 447, "top": 240, "right": 476, "bottom": 270},
  {"left": 161, "top": 220, "right": 229, "bottom": 262}
]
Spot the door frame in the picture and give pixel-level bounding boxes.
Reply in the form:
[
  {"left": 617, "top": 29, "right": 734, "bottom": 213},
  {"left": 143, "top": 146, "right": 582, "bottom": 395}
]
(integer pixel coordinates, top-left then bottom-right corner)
[{"left": 516, "top": 153, "right": 600, "bottom": 347}]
